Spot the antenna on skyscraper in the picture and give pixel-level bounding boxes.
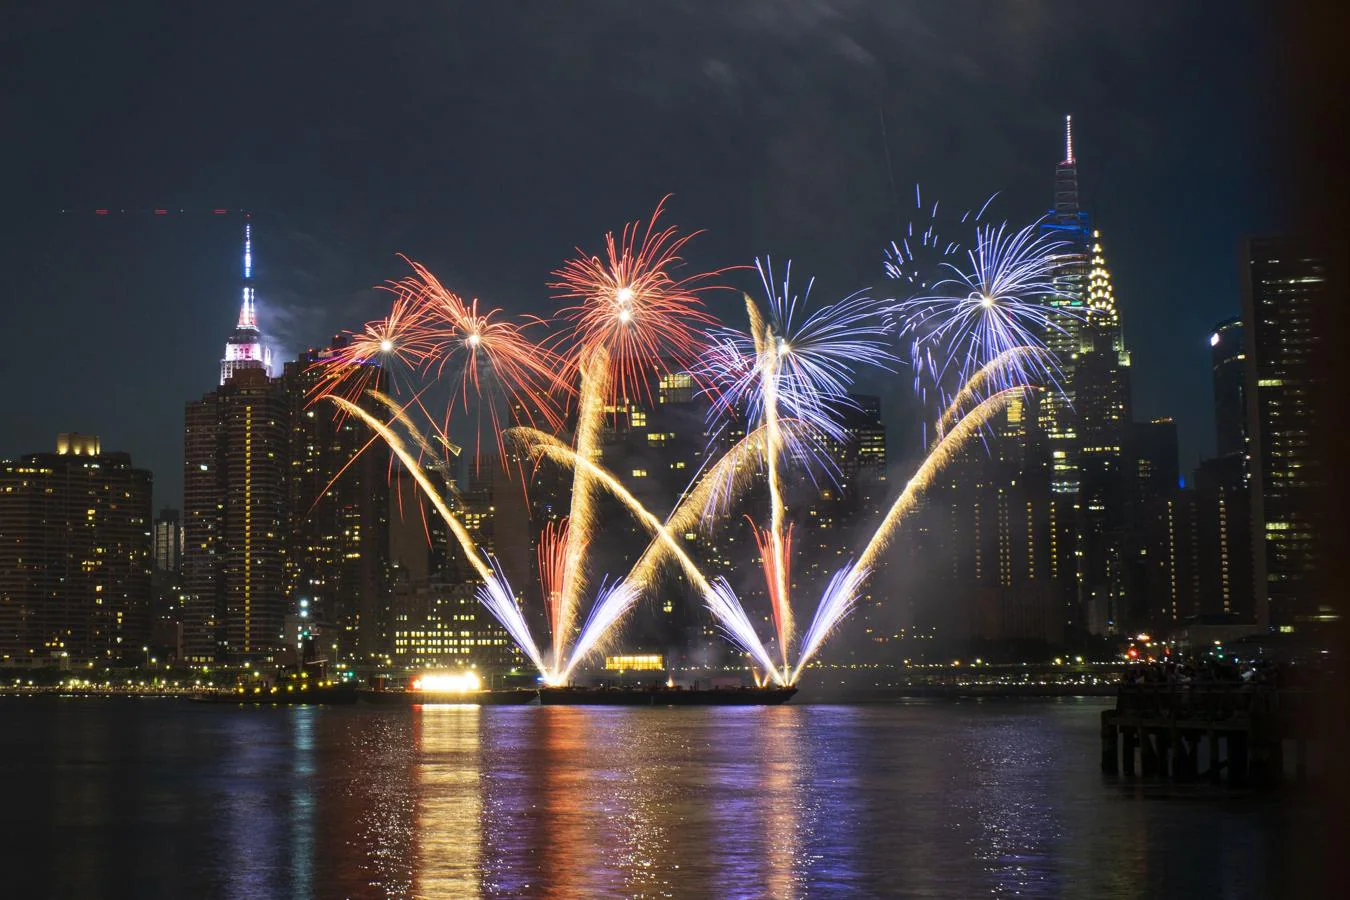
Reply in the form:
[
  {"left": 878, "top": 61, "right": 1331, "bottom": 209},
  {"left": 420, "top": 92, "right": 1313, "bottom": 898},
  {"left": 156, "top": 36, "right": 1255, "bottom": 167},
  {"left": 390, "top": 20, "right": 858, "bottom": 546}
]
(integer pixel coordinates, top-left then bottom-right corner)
[{"left": 1065, "top": 114, "right": 1074, "bottom": 165}]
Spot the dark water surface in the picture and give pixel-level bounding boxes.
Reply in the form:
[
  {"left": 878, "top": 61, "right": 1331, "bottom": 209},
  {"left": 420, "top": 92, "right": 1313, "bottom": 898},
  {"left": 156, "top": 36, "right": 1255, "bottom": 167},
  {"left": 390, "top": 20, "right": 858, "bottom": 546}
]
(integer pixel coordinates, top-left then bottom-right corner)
[{"left": 0, "top": 697, "right": 1301, "bottom": 898}]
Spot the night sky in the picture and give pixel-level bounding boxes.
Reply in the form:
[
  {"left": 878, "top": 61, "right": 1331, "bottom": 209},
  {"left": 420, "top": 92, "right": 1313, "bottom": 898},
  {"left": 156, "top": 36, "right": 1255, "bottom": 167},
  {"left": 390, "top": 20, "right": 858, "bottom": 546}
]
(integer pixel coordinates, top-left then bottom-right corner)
[{"left": 1, "top": 2, "right": 1280, "bottom": 508}]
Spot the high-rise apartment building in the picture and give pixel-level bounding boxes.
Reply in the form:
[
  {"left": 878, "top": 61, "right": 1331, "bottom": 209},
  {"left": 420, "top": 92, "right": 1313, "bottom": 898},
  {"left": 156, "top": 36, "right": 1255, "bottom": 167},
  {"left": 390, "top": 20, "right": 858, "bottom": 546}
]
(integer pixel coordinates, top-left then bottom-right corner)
[
  {"left": 1242, "top": 237, "right": 1326, "bottom": 629},
  {"left": 0, "top": 434, "right": 152, "bottom": 663},
  {"left": 186, "top": 227, "right": 403, "bottom": 668},
  {"left": 184, "top": 366, "right": 290, "bottom": 663},
  {"left": 281, "top": 345, "right": 392, "bottom": 665},
  {"left": 900, "top": 441, "right": 1076, "bottom": 652}
]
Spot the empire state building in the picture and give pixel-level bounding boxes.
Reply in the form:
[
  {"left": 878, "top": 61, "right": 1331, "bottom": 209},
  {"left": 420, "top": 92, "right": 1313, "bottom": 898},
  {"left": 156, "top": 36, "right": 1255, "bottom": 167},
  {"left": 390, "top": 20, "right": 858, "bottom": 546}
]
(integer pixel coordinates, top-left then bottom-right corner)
[{"left": 220, "top": 222, "right": 273, "bottom": 385}]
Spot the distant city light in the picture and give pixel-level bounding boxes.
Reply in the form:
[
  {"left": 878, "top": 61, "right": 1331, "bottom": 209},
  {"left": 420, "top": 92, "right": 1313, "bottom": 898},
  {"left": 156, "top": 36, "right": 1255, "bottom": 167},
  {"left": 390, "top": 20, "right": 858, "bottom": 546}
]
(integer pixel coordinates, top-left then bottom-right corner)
[{"left": 1210, "top": 332, "right": 1221, "bottom": 347}]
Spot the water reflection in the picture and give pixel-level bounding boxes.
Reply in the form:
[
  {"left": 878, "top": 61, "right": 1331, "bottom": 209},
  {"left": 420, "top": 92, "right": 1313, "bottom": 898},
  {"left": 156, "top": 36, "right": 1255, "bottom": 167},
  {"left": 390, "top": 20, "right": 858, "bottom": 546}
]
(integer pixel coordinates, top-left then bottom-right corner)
[
  {"left": 0, "top": 699, "right": 1302, "bottom": 899},
  {"left": 289, "top": 709, "right": 315, "bottom": 896},
  {"left": 412, "top": 704, "right": 483, "bottom": 898},
  {"left": 221, "top": 713, "right": 288, "bottom": 899}
]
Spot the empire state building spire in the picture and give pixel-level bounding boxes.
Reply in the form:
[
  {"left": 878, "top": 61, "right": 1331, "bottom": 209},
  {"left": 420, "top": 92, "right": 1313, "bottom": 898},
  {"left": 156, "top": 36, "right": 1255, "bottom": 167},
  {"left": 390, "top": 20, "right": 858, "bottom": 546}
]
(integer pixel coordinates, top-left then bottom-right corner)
[
  {"left": 221, "top": 219, "right": 273, "bottom": 385},
  {"left": 237, "top": 222, "right": 256, "bottom": 329}
]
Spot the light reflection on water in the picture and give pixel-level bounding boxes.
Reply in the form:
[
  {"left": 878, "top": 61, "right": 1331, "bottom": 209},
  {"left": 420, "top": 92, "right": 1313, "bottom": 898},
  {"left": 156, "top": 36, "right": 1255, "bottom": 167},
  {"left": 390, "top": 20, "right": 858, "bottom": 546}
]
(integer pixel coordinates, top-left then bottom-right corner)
[
  {"left": 0, "top": 698, "right": 1302, "bottom": 899},
  {"left": 414, "top": 705, "right": 482, "bottom": 897}
]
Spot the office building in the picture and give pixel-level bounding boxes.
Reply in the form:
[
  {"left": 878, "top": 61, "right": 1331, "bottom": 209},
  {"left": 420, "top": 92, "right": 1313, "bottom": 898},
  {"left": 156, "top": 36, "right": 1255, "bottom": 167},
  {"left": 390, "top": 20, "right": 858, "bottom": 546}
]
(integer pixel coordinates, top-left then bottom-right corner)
[
  {"left": 1210, "top": 317, "right": 1247, "bottom": 458},
  {"left": 1193, "top": 453, "right": 1254, "bottom": 621},
  {"left": 1037, "top": 116, "right": 1134, "bottom": 635},
  {"left": 1242, "top": 236, "right": 1326, "bottom": 629}
]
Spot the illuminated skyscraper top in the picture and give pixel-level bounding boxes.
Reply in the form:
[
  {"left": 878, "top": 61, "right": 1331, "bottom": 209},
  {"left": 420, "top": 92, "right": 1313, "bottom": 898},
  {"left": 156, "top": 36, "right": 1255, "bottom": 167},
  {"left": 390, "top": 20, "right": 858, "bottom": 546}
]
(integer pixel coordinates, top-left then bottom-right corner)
[
  {"left": 220, "top": 221, "right": 273, "bottom": 385},
  {"left": 1035, "top": 116, "right": 1134, "bottom": 636},
  {"left": 1053, "top": 115, "right": 1084, "bottom": 224}
]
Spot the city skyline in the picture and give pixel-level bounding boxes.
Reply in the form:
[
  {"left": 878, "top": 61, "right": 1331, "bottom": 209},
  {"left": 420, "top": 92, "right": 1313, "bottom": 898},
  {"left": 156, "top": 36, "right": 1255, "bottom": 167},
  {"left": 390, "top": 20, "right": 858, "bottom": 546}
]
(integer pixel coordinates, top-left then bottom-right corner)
[
  {"left": 1, "top": 3, "right": 1278, "bottom": 511},
  {"left": 3, "top": 6, "right": 1344, "bottom": 898}
]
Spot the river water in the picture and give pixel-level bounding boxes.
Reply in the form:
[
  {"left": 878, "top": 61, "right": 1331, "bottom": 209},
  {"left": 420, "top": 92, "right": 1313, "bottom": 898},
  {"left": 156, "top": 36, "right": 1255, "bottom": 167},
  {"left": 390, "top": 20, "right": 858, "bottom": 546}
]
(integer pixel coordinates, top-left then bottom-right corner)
[{"left": 0, "top": 697, "right": 1305, "bottom": 898}]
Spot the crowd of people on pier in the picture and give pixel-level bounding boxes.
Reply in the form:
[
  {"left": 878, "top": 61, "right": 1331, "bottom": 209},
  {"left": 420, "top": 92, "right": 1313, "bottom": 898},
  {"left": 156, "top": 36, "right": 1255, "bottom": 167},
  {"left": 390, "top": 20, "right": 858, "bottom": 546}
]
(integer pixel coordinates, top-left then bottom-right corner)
[{"left": 1121, "top": 657, "right": 1286, "bottom": 688}]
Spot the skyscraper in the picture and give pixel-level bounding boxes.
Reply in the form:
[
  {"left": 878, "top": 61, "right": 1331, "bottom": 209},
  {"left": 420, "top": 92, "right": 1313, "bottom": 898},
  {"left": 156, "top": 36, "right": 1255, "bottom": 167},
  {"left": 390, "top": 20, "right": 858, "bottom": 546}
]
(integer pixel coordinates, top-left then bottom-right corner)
[
  {"left": 184, "top": 367, "right": 290, "bottom": 663},
  {"left": 900, "top": 436, "right": 1076, "bottom": 654},
  {"left": 0, "top": 434, "right": 153, "bottom": 664},
  {"left": 183, "top": 227, "right": 289, "bottom": 664},
  {"left": 1037, "top": 116, "right": 1093, "bottom": 498},
  {"left": 220, "top": 221, "right": 273, "bottom": 385},
  {"left": 1038, "top": 116, "right": 1134, "bottom": 635},
  {"left": 281, "top": 343, "right": 392, "bottom": 666},
  {"left": 1210, "top": 317, "right": 1247, "bottom": 458},
  {"left": 1242, "top": 236, "right": 1326, "bottom": 629},
  {"left": 153, "top": 508, "right": 183, "bottom": 574},
  {"left": 1193, "top": 453, "right": 1253, "bottom": 621}
]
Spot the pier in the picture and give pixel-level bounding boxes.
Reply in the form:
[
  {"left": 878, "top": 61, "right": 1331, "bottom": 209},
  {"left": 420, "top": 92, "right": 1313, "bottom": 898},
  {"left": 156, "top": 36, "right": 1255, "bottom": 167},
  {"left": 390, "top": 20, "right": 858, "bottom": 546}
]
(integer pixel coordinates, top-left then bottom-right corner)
[{"left": 1100, "top": 682, "right": 1318, "bottom": 786}]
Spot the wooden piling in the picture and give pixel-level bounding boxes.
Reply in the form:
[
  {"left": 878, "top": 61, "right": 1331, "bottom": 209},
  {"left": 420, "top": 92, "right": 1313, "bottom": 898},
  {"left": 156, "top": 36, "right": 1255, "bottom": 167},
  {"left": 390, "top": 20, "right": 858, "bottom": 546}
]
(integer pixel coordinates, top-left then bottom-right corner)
[
  {"left": 1101, "top": 682, "right": 1314, "bottom": 787},
  {"left": 1230, "top": 732, "right": 1249, "bottom": 786},
  {"left": 1101, "top": 711, "right": 1119, "bottom": 774},
  {"left": 1140, "top": 727, "right": 1158, "bottom": 776}
]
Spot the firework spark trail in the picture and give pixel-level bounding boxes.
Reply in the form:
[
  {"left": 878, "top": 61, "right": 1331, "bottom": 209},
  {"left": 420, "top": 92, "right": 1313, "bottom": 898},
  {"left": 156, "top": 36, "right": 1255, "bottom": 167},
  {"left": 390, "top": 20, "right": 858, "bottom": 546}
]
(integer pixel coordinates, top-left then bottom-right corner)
[
  {"left": 476, "top": 562, "right": 550, "bottom": 679},
  {"left": 548, "top": 196, "right": 725, "bottom": 405},
  {"left": 758, "top": 312, "right": 793, "bottom": 664},
  {"left": 368, "top": 389, "right": 463, "bottom": 466},
  {"left": 751, "top": 520, "right": 793, "bottom": 667},
  {"left": 791, "top": 562, "right": 871, "bottom": 683},
  {"left": 554, "top": 351, "right": 608, "bottom": 666},
  {"left": 856, "top": 388, "right": 1028, "bottom": 572},
  {"left": 699, "top": 272, "right": 892, "bottom": 673},
  {"left": 624, "top": 424, "right": 769, "bottom": 591},
  {"left": 538, "top": 519, "right": 569, "bottom": 639},
  {"left": 704, "top": 579, "right": 786, "bottom": 685},
  {"left": 328, "top": 396, "right": 492, "bottom": 584},
  {"left": 936, "top": 346, "right": 1049, "bottom": 437},
  {"left": 563, "top": 579, "right": 639, "bottom": 680},
  {"left": 506, "top": 427, "right": 714, "bottom": 597}
]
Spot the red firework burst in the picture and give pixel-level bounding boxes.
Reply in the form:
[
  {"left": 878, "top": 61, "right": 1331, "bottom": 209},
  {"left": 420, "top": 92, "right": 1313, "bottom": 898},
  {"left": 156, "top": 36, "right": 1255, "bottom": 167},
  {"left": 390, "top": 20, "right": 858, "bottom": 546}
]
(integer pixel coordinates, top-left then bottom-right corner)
[
  {"left": 308, "top": 282, "right": 435, "bottom": 404},
  {"left": 548, "top": 196, "right": 731, "bottom": 405},
  {"left": 388, "top": 259, "right": 569, "bottom": 464}
]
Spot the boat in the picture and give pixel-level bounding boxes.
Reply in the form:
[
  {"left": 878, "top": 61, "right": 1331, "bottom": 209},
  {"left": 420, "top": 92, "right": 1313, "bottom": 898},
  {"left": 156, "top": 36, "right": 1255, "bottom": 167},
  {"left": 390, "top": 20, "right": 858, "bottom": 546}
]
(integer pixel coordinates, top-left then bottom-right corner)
[
  {"left": 189, "top": 682, "right": 359, "bottom": 705},
  {"left": 358, "top": 687, "right": 537, "bottom": 706},
  {"left": 538, "top": 685, "right": 797, "bottom": 706}
]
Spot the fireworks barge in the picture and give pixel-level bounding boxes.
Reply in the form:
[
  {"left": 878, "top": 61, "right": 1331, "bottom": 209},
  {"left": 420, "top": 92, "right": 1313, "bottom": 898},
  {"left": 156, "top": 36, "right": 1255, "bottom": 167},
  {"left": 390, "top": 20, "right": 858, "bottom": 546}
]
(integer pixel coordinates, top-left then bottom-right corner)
[
  {"left": 538, "top": 685, "right": 797, "bottom": 706},
  {"left": 358, "top": 671, "right": 537, "bottom": 706},
  {"left": 358, "top": 687, "right": 537, "bottom": 706}
]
